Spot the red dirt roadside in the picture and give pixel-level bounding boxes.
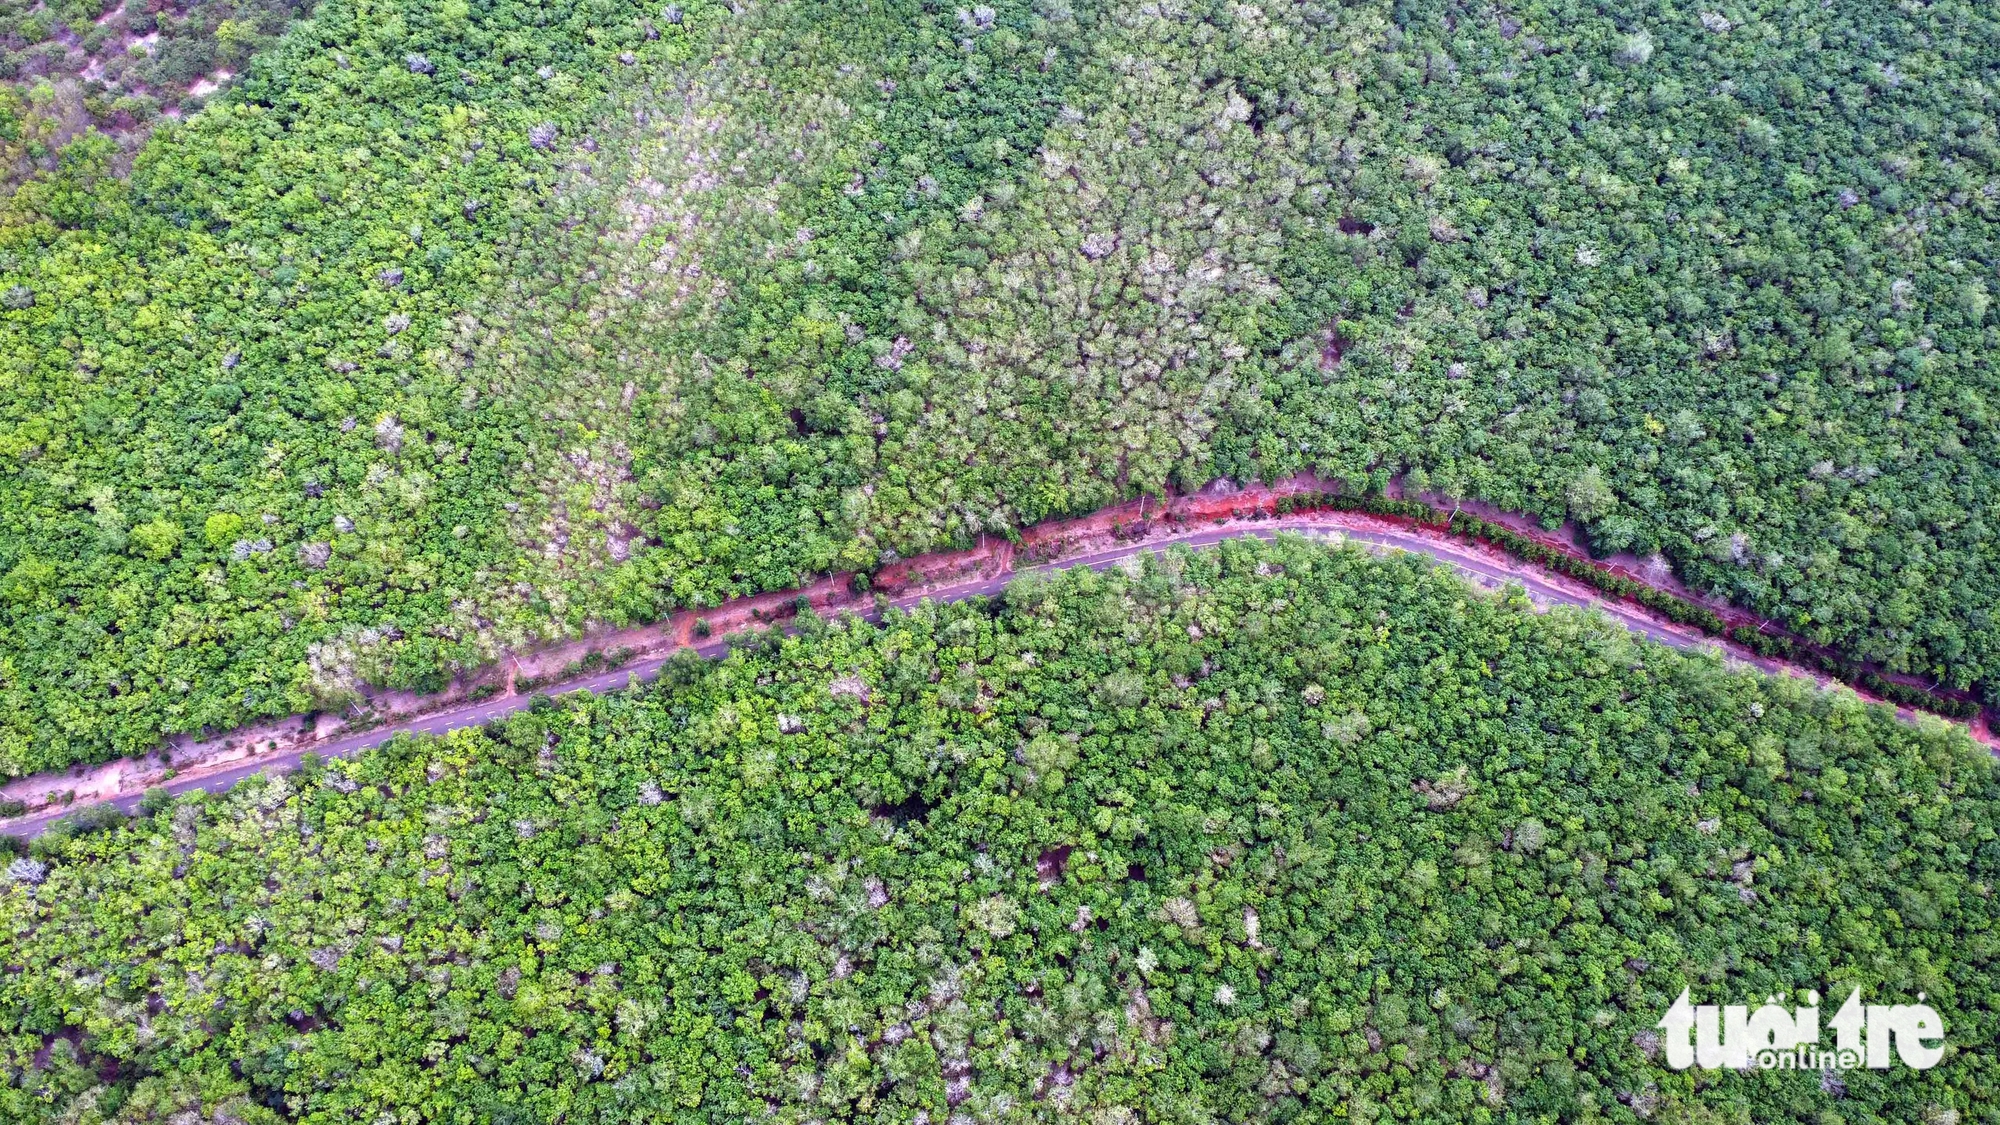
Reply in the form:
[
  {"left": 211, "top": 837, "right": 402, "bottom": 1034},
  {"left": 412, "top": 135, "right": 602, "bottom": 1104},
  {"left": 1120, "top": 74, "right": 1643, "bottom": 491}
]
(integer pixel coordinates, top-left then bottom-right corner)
[{"left": 5, "top": 477, "right": 1992, "bottom": 836}]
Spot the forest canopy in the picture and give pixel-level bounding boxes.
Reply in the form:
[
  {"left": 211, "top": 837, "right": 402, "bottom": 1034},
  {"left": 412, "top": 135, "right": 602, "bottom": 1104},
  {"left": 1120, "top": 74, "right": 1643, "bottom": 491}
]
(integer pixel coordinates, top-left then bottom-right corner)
[
  {"left": 0, "top": 0, "right": 309, "bottom": 188},
  {"left": 0, "top": 0, "right": 1996, "bottom": 778},
  {"left": 3, "top": 537, "right": 1994, "bottom": 1122}
]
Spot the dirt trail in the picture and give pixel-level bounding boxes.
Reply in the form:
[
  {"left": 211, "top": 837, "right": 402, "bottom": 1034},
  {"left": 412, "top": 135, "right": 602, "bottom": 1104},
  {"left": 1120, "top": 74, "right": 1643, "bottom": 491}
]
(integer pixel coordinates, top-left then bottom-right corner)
[{"left": 6, "top": 478, "right": 1992, "bottom": 836}]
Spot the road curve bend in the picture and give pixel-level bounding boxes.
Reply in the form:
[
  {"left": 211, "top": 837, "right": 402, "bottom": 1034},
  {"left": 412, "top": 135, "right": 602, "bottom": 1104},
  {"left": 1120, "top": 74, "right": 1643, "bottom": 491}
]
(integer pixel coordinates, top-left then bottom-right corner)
[{"left": 0, "top": 521, "right": 1969, "bottom": 838}]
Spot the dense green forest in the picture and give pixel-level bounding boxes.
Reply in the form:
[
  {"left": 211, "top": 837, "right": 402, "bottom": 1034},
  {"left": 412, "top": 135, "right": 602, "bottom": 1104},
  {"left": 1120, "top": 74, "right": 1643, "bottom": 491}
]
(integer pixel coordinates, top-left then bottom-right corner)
[
  {"left": 4, "top": 538, "right": 1994, "bottom": 1121},
  {"left": 3, "top": 0, "right": 1998, "bottom": 777}
]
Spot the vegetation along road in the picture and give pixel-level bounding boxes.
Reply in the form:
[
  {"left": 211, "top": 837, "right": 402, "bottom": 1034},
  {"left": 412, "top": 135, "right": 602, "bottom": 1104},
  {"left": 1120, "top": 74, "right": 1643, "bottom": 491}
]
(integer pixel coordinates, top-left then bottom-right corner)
[{"left": 9, "top": 503, "right": 1980, "bottom": 839}]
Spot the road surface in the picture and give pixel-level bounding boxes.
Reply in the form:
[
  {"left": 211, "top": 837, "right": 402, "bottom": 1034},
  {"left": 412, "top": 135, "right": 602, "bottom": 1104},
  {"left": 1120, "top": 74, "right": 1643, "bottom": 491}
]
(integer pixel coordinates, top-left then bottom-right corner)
[{"left": 0, "top": 522, "right": 1870, "bottom": 837}]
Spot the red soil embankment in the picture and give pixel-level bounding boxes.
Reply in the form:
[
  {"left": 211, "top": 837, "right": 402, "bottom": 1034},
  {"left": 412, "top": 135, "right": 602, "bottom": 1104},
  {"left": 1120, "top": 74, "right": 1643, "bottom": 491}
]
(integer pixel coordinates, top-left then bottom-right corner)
[{"left": 4, "top": 476, "right": 1992, "bottom": 827}]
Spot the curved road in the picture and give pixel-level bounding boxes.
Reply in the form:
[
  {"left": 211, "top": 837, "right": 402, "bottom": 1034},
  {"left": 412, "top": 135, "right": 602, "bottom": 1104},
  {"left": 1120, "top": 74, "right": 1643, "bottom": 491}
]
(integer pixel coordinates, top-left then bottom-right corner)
[{"left": 0, "top": 522, "right": 1873, "bottom": 837}]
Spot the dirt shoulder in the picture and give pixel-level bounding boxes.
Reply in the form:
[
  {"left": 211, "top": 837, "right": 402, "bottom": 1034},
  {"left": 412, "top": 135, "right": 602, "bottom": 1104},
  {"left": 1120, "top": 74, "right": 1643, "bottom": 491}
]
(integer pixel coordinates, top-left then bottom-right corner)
[{"left": 6, "top": 478, "right": 1992, "bottom": 834}]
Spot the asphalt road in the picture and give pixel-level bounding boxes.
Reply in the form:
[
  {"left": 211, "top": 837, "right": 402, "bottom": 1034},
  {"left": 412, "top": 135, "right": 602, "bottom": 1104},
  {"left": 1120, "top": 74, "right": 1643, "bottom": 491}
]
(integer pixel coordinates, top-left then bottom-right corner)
[{"left": 1, "top": 522, "right": 1756, "bottom": 837}]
